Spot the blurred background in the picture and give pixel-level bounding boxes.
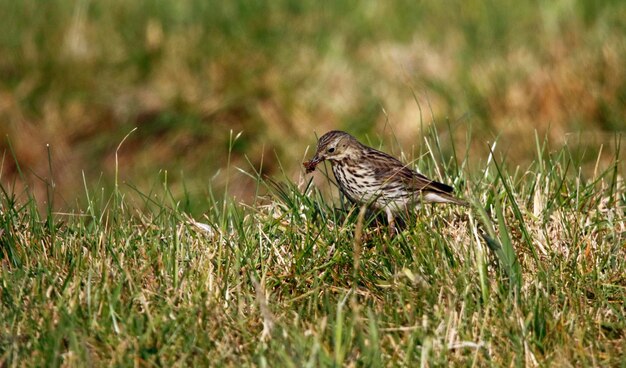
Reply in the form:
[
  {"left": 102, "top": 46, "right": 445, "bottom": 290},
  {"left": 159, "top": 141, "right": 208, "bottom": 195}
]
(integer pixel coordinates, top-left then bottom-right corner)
[{"left": 1, "top": 0, "right": 624, "bottom": 214}]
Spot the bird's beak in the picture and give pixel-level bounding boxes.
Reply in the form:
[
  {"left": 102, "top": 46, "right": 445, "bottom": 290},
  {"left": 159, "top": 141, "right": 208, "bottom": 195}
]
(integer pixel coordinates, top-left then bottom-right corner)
[{"left": 303, "top": 153, "right": 324, "bottom": 173}]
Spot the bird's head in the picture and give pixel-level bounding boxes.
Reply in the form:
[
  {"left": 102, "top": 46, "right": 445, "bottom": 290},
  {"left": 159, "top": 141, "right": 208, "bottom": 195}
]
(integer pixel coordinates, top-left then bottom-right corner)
[{"left": 304, "top": 130, "right": 357, "bottom": 173}]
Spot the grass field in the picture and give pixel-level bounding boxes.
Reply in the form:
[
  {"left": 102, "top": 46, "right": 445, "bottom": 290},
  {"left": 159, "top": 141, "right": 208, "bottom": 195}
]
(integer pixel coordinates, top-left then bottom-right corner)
[
  {"left": 1, "top": 0, "right": 626, "bottom": 366},
  {"left": 1, "top": 130, "right": 625, "bottom": 366}
]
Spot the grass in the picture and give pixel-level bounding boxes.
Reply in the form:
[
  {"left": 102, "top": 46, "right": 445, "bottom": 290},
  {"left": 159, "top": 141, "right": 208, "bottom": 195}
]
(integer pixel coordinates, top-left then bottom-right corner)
[
  {"left": 1, "top": 0, "right": 625, "bottom": 365},
  {"left": 1, "top": 128, "right": 624, "bottom": 366}
]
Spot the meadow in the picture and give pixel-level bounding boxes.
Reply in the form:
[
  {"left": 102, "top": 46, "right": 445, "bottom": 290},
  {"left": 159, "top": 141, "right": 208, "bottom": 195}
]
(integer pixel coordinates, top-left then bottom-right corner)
[{"left": 1, "top": 0, "right": 625, "bottom": 366}]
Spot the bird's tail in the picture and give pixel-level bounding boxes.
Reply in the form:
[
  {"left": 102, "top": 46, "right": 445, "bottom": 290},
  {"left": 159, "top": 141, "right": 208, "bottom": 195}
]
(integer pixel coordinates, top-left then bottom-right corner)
[{"left": 423, "top": 191, "right": 469, "bottom": 206}]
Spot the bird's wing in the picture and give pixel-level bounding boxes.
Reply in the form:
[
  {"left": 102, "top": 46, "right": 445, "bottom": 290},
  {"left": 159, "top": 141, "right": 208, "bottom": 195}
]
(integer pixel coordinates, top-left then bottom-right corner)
[
  {"left": 367, "top": 148, "right": 453, "bottom": 194},
  {"left": 408, "top": 171, "right": 454, "bottom": 193}
]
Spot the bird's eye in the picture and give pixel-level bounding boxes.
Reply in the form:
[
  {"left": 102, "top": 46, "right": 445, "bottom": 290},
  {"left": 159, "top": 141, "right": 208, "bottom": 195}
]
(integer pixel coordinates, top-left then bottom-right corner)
[{"left": 327, "top": 147, "right": 335, "bottom": 153}]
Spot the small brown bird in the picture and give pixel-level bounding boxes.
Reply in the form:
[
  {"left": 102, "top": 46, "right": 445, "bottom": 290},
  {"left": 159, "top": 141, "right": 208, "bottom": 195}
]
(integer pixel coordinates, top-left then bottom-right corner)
[{"left": 304, "top": 130, "right": 466, "bottom": 233}]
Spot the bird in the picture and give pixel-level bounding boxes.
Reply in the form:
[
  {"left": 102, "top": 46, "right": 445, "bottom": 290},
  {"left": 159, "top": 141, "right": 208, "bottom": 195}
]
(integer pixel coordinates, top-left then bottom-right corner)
[{"left": 304, "top": 130, "right": 467, "bottom": 233}]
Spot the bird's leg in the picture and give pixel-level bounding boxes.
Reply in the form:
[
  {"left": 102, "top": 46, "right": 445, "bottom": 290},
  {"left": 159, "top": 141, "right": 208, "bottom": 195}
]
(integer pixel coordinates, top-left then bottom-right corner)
[{"left": 386, "top": 208, "right": 396, "bottom": 236}]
